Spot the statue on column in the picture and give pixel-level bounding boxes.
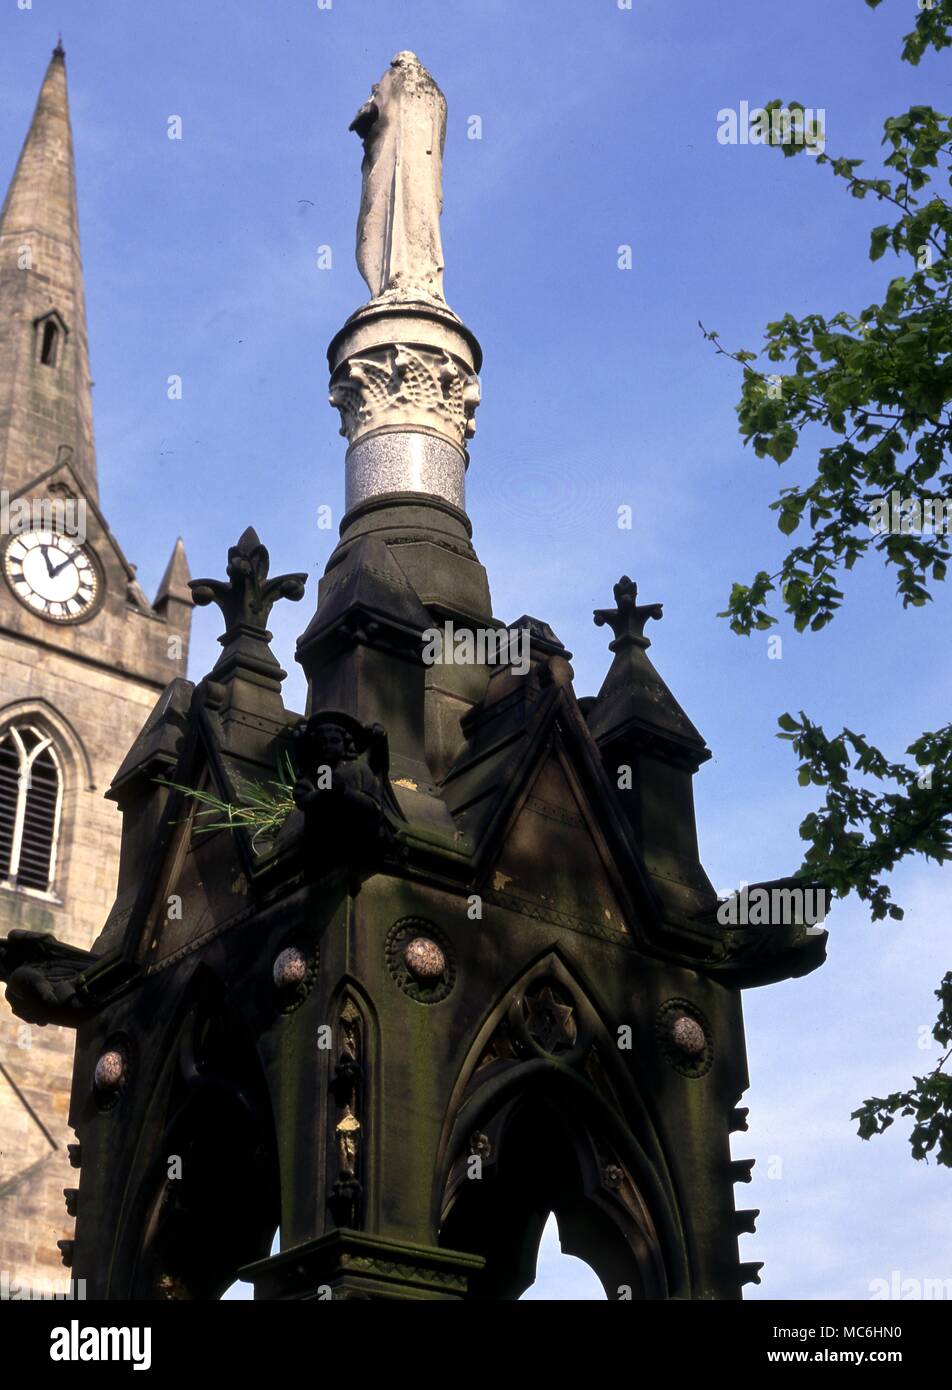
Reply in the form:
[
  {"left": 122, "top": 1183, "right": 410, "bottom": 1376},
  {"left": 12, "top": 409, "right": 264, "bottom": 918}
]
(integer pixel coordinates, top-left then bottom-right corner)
[{"left": 349, "top": 51, "right": 447, "bottom": 303}]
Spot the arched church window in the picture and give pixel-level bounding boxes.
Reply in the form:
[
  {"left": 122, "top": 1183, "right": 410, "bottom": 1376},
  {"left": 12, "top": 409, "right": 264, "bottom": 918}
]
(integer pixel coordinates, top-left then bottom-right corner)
[
  {"left": 40, "top": 318, "right": 59, "bottom": 366},
  {"left": 0, "top": 724, "right": 63, "bottom": 894},
  {"left": 33, "top": 312, "right": 67, "bottom": 369}
]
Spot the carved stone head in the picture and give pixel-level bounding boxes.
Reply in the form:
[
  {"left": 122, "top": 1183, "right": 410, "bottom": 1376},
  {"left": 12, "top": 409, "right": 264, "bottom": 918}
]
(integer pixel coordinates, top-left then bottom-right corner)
[
  {"left": 291, "top": 710, "right": 371, "bottom": 778},
  {"left": 310, "top": 721, "right": 356, "bottom": 768}
]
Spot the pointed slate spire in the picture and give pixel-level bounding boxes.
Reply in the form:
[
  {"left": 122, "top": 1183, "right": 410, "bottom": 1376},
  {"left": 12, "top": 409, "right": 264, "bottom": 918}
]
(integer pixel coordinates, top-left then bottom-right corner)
[
  {"left": 153, "top": 536, "right": 194, "bottom": 670},
  {"left": 0, "top": 42, "right": 98, "bottom": 502}
]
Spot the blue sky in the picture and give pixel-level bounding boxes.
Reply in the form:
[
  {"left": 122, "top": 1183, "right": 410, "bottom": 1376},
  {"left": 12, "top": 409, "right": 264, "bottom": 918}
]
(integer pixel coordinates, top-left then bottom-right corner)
[{"left": 3, "top": 0, "right": 950, "bottom": 1300}]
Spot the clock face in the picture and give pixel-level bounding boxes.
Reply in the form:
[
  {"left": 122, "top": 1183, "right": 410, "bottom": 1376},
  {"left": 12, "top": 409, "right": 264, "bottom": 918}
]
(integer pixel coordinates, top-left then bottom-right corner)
[{"left": 3, "top": 529, "right": 100, "bottom": 622}]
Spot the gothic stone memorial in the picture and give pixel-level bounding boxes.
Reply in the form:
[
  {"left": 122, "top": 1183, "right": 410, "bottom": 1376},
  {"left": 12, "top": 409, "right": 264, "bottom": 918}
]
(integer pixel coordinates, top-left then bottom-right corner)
[{"left": 0, "top": 49, "right": 826, "bottom": 1301}]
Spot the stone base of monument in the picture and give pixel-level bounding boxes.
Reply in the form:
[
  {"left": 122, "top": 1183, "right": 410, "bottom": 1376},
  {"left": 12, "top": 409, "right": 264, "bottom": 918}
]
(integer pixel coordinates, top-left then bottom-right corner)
[{"left": 238, "top": 1229, "right": 485, "bottom": 1301}]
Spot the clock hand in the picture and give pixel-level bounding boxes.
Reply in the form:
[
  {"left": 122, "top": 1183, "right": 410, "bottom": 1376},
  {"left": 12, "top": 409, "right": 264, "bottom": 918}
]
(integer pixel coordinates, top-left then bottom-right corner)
[
  {"left": 48, "top": 553, "right": 77, "bottom": 578},
  {"left": 40, "top": 545, "right": 56, "bottom": 578}
]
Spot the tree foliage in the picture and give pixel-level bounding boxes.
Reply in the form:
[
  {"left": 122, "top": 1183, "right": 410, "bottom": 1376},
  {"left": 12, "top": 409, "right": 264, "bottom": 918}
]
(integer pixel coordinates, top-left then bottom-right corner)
[{"left": 710, "top": 0, "right": 952, "bottom": 1164}]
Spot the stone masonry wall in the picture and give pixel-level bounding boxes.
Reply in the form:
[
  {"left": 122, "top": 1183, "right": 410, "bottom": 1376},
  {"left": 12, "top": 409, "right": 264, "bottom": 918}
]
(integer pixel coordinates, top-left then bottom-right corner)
[{"left": 0, "top": 631, "right": 161, "bottom": 1295}]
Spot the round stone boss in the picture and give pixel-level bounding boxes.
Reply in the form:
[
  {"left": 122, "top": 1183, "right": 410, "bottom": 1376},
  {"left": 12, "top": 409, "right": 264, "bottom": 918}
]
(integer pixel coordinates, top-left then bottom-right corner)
[
  {"left": 272, "top": 944, "right": 318, "bottom": 1015},
  {"left": 273, "top": 946, "right": 308, "bottom": 990},
  {"left": 386, "top": 917, "right": 455, "bottom": 1004},
  {"left": 602, "top": 1164, "right": 625, "bottom": 1190},
  {"left": 671, "top": 1013, "right": 706, "bottom": 1057},
  {"left": 655, "top": 998, "right": 714, "bottom": 1078},
  {"left": 93, "top": 1041, "right": 130, "bottom": 1109},
  {"left": 403, "top": 936, "right": 446, "bottom": 981},
  {"left": 94, "top": 1049, "right": 125, "bottom": 1091}
]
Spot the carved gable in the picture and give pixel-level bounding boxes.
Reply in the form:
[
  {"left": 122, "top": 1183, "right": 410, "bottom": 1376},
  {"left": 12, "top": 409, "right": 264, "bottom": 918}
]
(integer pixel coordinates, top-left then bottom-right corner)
[{"left": 485, "top": 750, "right": 632, "bottom": 944}]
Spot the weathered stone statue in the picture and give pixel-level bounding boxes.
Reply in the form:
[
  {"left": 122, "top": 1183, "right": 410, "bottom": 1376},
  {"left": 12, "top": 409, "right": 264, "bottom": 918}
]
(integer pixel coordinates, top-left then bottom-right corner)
[
  {"left": 349, "top": 51, "right": 447, "bottom": 302},
  {"left": 290, "top": 712, "right": 404, "bottom": 867}
]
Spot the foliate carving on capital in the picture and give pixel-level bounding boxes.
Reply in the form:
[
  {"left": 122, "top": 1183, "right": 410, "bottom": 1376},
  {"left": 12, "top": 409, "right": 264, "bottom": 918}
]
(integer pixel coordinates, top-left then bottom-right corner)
[{"left": 329, "top": 343, "right": 480, "bottom": 450}]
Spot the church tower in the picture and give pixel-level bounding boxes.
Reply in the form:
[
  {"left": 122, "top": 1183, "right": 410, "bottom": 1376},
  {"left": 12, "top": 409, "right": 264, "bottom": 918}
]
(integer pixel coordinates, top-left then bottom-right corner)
[{"left": 0, "top": 43, "right": 192, "bottom": 1293}]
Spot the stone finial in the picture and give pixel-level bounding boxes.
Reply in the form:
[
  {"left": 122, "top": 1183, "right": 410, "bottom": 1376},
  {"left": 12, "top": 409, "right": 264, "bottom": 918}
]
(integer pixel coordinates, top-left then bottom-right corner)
[
  {"left": 189, "top": 528, "right": 307, "bottom": 693},
  {"left": 593, "top": 576, "right": 663, "bottom": 651},
  {"left": 190, "top": 528, "right": 306, "bottom": 632}
]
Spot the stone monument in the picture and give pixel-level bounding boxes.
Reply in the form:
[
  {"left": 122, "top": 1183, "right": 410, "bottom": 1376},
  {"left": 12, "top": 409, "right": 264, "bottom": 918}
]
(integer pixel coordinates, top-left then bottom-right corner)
[{"left": 0, "top": 52, "right": 826, "bottom": 1300}]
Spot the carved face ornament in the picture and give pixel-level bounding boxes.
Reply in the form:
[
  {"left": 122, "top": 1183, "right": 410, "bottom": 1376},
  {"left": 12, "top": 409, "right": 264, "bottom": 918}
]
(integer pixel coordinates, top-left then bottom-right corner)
[{"left": 312, "top": 723, "right": 354, "bottom": 766}]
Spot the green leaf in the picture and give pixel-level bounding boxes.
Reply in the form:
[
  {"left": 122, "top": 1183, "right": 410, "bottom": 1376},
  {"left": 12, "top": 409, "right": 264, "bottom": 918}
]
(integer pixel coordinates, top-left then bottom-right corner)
[{"left": 869, "top": 225, "right": 891, "bottom": 260}]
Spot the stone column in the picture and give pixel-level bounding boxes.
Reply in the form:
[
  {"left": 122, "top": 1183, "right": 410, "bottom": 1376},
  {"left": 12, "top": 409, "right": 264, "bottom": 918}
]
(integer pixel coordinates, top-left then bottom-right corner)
[{"left": 327, "top": 298, "right": 482, "bottom": 514}]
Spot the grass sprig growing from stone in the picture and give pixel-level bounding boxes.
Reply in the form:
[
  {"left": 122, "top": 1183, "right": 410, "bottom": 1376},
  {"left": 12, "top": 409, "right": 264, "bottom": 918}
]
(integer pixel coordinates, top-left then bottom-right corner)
[{"left": 157, "top": 752, "right": 297, "bottom": 850}]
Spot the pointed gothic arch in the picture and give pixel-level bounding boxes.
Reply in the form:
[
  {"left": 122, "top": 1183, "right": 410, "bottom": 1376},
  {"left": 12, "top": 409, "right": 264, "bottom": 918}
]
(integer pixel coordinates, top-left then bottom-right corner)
[
  {"left": 0, "top": 699, "right": 94, "bottom": 902},
  {"left": 32, "top": 309, "right": 69, "bottom": 369},
  {"left": 0, "top": 698, "right": 95, "bottom": 790},
  {"left": 104, "top": 964, "right": 282, "bottom": 1300},
  {"left": 437, "top": 950, "right": 690, "bottom": 1300}
]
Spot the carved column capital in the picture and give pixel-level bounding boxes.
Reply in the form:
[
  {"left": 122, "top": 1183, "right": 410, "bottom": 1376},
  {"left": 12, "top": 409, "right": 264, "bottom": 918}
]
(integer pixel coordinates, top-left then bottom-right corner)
[
  {"left": 326, "top": 299, "right": 483, "bottom": 512},
  {"left": 329, "top": 342, "right": 480, "bottom": 452}
]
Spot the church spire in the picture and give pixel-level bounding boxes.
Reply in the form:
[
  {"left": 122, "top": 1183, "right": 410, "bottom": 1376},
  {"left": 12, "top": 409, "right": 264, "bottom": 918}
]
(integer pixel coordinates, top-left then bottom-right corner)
[{"left": 0, "top": 42, "right": 98, "bottom": 503}]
